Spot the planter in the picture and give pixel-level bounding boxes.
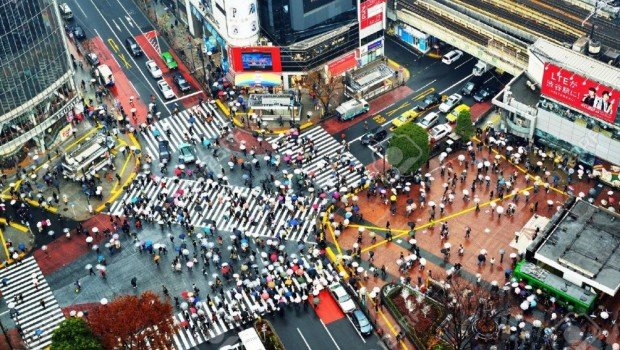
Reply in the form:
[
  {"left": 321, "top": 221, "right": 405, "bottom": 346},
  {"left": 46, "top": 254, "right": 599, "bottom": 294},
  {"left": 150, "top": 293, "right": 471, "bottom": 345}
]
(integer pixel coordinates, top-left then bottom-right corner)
[
  {"left": 471, "top": 314, "right": 499, "bottom": 342},
  {"left": 254, "top": 318, "right": 285, "bottom": 350},
  {"left": 382, "top": 284, "right": 447, "bottom": 350}
]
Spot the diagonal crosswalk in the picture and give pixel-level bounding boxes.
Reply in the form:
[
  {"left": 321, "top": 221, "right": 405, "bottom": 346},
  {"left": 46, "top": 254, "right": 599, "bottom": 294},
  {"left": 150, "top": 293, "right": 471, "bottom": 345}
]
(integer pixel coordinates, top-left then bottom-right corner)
[
  {"left": 269, "top": 126, "right": 368, "bottom": 191},
  {"left": 172, "top": 255, "right": 338, "bottom": 349},
  {"left": 0, "top": 257, "right": 65, "bottom": 350},
  {"left": 108, "top": 175, "right": 326, "bottom": 241},
  {"left": 141, "top": 103, "right": 228, "bottom": 160}
]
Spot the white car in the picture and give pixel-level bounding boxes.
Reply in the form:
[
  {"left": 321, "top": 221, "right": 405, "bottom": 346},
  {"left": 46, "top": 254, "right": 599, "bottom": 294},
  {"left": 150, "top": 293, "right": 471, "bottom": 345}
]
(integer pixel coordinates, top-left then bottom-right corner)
[
  {"left": 429, "top": 123, "right": 452, "bottom": 142},
  {"left": 146, "top": 60, "right": 162, "bottom": 79},
  {"left": 416, "top": 112, "right": 439, "bottom": 130},
  {"left": 329, "top": 283, "right": 356, "bottom": 313},
  {"left": 157, "top": 80, "right": 175, "bottom": 99},
  {"left": 442, "top": 50, "right": 463, "bottom": 65},
  {"left": 438, "top": 93, "right": 463, "bottom": 113}
]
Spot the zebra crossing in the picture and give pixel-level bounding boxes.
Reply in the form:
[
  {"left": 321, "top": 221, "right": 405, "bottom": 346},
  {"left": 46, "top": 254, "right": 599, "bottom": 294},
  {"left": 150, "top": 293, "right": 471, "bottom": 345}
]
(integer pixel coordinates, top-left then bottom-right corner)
[
  {"left": 172, "top": 256, "right": 337, "bottom": 349},
  {"left": 269, "top": 126, "right": 367, "bottom": 191},
  {"left": 0, "top": 257, "right": 65, "bottom": 349},
  {"left": 107, "top": 175, "right": 326, "bottom": 241},
  {"left": 141, "top": 103, "right": 228, "bottom": 159}
]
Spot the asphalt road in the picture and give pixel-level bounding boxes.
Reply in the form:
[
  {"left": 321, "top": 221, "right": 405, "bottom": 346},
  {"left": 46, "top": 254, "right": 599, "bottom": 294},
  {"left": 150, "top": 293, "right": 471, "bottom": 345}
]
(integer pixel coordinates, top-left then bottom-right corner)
[
  {"left": 64, "top": 0, "right": 173, "bottom": 114},
  {"left": 346, "top": 36, "right": 510, "bottom": 165}
]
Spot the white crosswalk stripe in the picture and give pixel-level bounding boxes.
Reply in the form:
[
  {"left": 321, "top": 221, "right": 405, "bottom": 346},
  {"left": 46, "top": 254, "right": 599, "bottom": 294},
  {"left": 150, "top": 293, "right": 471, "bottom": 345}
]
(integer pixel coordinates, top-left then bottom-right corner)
[
  {"left": 0, "top": 257, "right": 65, "bottom": 350},
  {"left": 140, "top": 104, "right": 228, "bottom": 160},
  {"left": 107, "top": 175, "right": 327, "bottom": 241},
  {"left": 172, "top": 255, "right": 335, "bottom": 349},
  {"left": 269, "top": 126, "right": 368, "bottom": 191}
]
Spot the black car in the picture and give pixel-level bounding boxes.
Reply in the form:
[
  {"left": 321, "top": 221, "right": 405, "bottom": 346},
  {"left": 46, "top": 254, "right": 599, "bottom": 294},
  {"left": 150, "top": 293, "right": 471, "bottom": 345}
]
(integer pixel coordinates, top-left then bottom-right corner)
[
  {"left": 71, "top": 25, "right": 85, "bottom": 40},
  {"left": 361, "top": 128, "right": 388, "bottom": 145},
  {"left": 158, "top": 140, "right": 171, "bottom": 162},
  {"left": 125, "top": 37, "right": 142, "bottom": 57},
  {"left": 173, "top": 73, "right": 191, "bottom": 92},
  {"left": 473, "top": 86, "right": 499, "bottom": 103},
  {"left": 461, "top": 76, "right": 484, "bottom": 96},
  {"left": 85, "top": 52, "right": 99, "bottom": 67},
  {"left": 415, "top": 93, "right": 441, "bottom": 111}
]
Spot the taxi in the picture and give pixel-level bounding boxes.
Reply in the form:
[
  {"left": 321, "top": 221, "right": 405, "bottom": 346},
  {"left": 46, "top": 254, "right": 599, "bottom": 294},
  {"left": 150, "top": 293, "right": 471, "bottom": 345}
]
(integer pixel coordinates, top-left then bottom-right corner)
[{"left": 390, "top": 108, "right": 420, "bottom": 130}]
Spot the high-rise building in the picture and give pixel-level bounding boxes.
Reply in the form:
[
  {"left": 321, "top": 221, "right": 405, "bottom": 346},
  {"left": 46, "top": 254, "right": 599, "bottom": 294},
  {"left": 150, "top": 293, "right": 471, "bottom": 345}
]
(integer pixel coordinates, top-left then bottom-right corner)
[{"left": 0, "top": 0, "right": 76, "bottom": 164}]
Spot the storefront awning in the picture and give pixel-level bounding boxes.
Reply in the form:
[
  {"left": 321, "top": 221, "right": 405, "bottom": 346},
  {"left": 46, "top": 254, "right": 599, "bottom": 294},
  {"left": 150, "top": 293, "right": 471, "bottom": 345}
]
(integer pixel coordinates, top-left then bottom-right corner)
[{"left": 326, "top": 52, "right": 358, "bottom": 77}]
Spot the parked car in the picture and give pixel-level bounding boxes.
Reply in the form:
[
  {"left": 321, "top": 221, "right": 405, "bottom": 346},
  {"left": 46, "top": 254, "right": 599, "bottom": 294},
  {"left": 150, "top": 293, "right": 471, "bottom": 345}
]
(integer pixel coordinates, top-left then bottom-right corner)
[
  {"left": 390, "top": 108, "right": 420, "bottom": 130},
  {"left": 429, "top": 123, "right": 452, "bottom": 143},
  {"left": 58, "top": 2, "right": 73, "bottom": 20},
  {"left": 351, "top": 309, "right": 373, "bottom": 336},
  {"left": 361, "top": 128, "right": 388, "bottom": 146},
  {"left": 157, "top": 80, "right": 175, "bottom": 99},
  {"left": 71, "top": 25, "right": 85, "bottom": 40},
  {"left": 178, "top": 143, "right": 196, "bottom": 164},
  {"left": 461, "top": 77, "right": 484, "bottom": 96},
  {"left": 438, "top": 93, "right": 462, "bottom": 113},
  {"left": 158, "top": 140, "right": 171, "bottom": 162},
  {"left": 173, "top": 73, "right": 191, "bottom": 92},
  {"left": 85, "top": 52, "right": 100, "bottom": 67},
  {"left": 146, "top": 60, "right": 162, "bottom": 78},
  {"left": 416, "top": 112, "right": 439, "bottom": 130},
  {"left": 415, "top": 93, "right": 441, "bottom": 111},
  {"left": 161, "top": 51, "right": 178, "bottom": 69},
  {"left": 442, "top": 50, "right": 463, "bottom": 65},
  {"left": 329, "top": 283, "right": 356, "bottom": 313},
  {"left": 473, "top": 86, "right": 499, "bottom": 103},
  {"left": 124, "top": 37, "right": 143, "bottom": 57}
]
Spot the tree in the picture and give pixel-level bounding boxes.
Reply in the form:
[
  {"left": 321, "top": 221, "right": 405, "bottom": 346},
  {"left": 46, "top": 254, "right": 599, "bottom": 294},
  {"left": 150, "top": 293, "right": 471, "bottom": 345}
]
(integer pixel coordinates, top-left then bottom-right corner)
[
  {"left": 51, "top": 317, "right": 103, "bottom": 350},
  {"left": 88, "top": 291, "right": 176, "bottom": 350},
  {"left": 430, "top": 277, "right": 508, "bottom": 349},
  {"left": 455, "top": 108, "right": 475, "bottom": 140},
  {"left": 387, "top": 123, "right": 429, "bottom": 174},
  {"left": 307, "top": 72, "right": 344, "bottom": 118}
]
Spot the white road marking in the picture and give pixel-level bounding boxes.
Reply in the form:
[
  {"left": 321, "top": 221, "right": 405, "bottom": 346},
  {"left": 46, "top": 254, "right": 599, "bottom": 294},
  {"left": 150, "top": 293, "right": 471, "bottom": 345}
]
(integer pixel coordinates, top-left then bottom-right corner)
[
  {"left": 320, "top": 319, "right": 341, "bottom": 350},
  {"left": 297, "top": 328, "right": 313, "bottom": 350},
  {"left": 453, "top": 57, "right": 474, "bottom": 70},
  {"left": 345, "top": 314, "right": 367, "bottom": 343},
  {"left": 120, "top": 18, "right": 133, "bottom": 34},
  {"left": 164, "top": 90, "right": 205, "bottom": 105},
  {"left": 125, "top": 15, "right": 135, "bottom": 28},
  {"left": 111, "top": 18, "right": 121, "bottom": 31},
  {"left": 73, "top": 0, "right": 88, "bottom": 18},
  {"left": 86, "top": 0, "right": 171, "bottom": 114},
  {"left": 414, "top": 79, "right": 436, "bottom": 93},
  {"left": 440, "top": 73, "right": 473, "bottom": 95}
]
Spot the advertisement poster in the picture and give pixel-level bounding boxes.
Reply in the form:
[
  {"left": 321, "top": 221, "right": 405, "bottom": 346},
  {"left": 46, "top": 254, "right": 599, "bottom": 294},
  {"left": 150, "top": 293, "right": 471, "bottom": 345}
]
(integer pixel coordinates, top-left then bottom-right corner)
[
  {"left": 359, "top": 0, "right": 385, "bottom": 38},
  {"left": 230, "top": 47, "right": 282, "bottom": 72},
  {"left": 541, "top": 63, "right": 618, "bottom": 124}
]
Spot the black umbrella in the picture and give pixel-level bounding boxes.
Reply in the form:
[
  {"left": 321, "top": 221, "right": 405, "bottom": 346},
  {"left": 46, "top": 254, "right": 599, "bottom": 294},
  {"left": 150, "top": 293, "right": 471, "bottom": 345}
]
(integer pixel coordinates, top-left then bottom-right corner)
[
  {"left": 406, "top": 198, "right": 414, "bottom": 204},
  {"left": 407, "top": 222, "right": 415, "bottom": 228}
]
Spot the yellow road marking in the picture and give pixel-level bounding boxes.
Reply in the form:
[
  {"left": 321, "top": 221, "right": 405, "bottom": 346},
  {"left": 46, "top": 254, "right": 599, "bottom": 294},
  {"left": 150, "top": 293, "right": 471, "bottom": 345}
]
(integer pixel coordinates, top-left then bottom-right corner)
[
  {"left": 0, "top": 218, "right": 28, "bottom": 232},
  {"left": 412, "top": 87, "right": 435, "bottom": 101},
  {"left": 118, "top": 53, "right": 131, "bottom": 68},
  {"left": 386, "top": 101, "right": 411, "bottom": 116},
  {"left": 0, "top": 227, "right": 11, "bottom": 263},
  {"left": 108, "top": 38, "right": 119, "bottom": 52},
  {"left": 111, "top": 154, "right": 132, "bottom": 192},
  {"left": 373, "top": 114, "right": 386, "bottom": 123}
]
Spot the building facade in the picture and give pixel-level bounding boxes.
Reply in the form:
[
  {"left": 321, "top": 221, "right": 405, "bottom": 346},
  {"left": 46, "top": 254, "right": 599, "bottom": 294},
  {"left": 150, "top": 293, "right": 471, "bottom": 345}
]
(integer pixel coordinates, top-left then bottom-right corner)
[
  {"left": 493, "top": 39, "right": 620, "bottom": 166},
  {"left": 0, "top": 0, "right": 76, "bottom": 163}
]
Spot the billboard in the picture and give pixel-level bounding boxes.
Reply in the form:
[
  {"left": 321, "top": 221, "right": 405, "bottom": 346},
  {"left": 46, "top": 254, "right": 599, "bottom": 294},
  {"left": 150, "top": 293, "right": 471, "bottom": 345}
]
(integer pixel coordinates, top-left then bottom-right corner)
[
  {"left": 230, "top": 47, "right": 282, "bottom": 72},
  {"left": 359, "top": 0, "right": 385, "bottom": 39},
  {"left": 542, "top": 63, "right": 618, "bottom": 124},
  {"left": 225, "top": 0, "right": 259, "bottom": 45}
]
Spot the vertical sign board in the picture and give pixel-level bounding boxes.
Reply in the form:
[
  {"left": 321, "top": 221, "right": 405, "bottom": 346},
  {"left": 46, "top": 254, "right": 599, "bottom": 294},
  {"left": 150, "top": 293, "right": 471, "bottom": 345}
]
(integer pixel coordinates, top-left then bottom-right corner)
[
  {"left": 224, "top": 0, "right": 259, "bottom": 46},
  {"left": 541, "top": 63, "right": 618, "bottom": 124},
  {"left": 358, "top": 0, "right": 386, "bottom": 39}
]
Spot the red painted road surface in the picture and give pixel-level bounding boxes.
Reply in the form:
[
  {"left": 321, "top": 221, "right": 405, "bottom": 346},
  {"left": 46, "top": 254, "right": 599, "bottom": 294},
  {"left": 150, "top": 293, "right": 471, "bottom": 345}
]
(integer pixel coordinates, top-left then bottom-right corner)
[
  {"left": 89, "top": 36, "right": 148, "bottom": 125},
  {"left": 135, "top": 31, "right": 206, "bottom": 109},
  {"left": 322, "top": 85, "right": 414, "bottom": 134},
  {"left": 313, "top": 289, "right": 345, "bottom": 324}
]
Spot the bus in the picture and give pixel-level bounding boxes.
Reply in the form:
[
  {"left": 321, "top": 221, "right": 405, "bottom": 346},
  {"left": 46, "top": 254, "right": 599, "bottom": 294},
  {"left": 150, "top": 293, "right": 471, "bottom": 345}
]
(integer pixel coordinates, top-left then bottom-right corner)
[
  {"left": 513, "top": 261, "right": 597, "bottom": 314},
  {"left": 62, "top": 134, "right": 115, "bottom": 182}
]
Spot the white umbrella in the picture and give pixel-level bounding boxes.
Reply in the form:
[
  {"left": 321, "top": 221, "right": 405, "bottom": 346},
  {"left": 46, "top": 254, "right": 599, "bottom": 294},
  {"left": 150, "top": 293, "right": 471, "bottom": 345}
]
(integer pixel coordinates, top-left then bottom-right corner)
[
  {"left": 480, "top": 249, "right": 487, "bottom": 255},
  {"left": 496, "top": 206, "right": 504, "bottom": 214},
  {"left": 92, "top": 227, "right": 99, "bottom": 233},
  {"left": 86, "top": 236, "right": 93, "bottom": 243},
  {"left": 100, "top": 298, "right": 108, "bottom": 305},
  {"left": 458, "top": 154, "right": 465, "bottom": 161},
  {"left": 532, "top": 320, "right": 542, "bottom": 327},
  {"left": 601, "top": 311, "right": 610, "bottom": 319}
]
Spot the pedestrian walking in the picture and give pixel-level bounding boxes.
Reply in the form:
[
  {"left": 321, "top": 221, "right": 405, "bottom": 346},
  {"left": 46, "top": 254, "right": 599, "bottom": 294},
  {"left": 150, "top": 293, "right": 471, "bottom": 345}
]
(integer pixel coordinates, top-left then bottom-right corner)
[{"left": 131, "top": 277, "right": 137, "bottom": 289}]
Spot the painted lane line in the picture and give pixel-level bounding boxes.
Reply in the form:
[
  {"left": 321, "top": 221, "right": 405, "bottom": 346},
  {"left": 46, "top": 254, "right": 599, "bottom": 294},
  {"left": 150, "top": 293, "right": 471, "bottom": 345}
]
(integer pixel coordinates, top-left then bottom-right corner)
[
  {"left": 320, "top": 319, "right": 341, "bottom": 350},
  {"left": 453, "top": 57, "right": 474, "bottom": 70},
  {"left": 440, "top": 73, "right": 473, "bottom": 95},
  {"left": 73, "top": 0, "right": 88, "bottom": 18},
  {"left": 164, "top": 90, "right": 205, "bottom": 105},
  {"left": 111, "top": 18, "right": 121, "bottom": 31},
  {"left": 414, "top": 79, "right": 436, "bottom": 93},
  {"left": 87, "top": 0, "right": 171, "bottom": 114},
  {"left": 120, "top": 17, "right": 133, "bottom": 35},
  {"left": 345, "top": 314, "right": 367, "bottom": 343},
  {"left": 296, "top": 328, "right": 313, "bottom": 350},
  {"left": 125, "top": 15, "right": 135, "bottom": 28}
]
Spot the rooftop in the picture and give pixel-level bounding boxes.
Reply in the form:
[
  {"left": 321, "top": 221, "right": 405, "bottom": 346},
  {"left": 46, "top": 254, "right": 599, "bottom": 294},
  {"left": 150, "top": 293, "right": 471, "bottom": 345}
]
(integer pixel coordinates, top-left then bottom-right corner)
[
  {"left": 508, "top": 73, "right": 541, "bottom": 107},
  {"left": 535, "top": 199, "right": 620, "bottom": 296},
  {"left": 530, "top": 38, "right": 620, "bottom": 90}
]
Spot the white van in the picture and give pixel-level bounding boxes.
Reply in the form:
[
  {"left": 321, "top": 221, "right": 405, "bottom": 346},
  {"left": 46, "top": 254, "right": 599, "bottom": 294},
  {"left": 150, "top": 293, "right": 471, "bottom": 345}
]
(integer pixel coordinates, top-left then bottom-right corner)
[
  {"left": 58, "top": 3, "right": 73, "bottom": 20},
  {"left": 335, "top": 99, "right": 369, "bottom": 121},
  {"left": 96, "top": 65, "right": 114, "bottom": 87},
  {"left": 237, "top": 328, "right": 266, "bottom": 350}
]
